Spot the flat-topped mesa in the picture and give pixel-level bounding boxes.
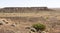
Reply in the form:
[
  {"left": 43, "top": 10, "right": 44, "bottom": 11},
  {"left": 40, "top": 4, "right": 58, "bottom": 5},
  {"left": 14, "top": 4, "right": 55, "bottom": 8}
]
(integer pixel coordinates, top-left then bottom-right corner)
[
  {"left": 0, "top": 7, "right": 52, "bottom": 13},
  {"left": 31, "top": 7, "right": 48, "bottom": 10},
  {"left": 3, "top": 7, "right": 48, "bottom": 10}
]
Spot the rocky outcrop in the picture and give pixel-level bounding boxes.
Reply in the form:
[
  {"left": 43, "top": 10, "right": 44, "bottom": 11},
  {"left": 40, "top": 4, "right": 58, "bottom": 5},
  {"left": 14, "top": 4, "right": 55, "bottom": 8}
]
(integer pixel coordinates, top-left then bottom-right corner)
[{"left": 0, "top": 7, "right": 52, "bottom": 13}]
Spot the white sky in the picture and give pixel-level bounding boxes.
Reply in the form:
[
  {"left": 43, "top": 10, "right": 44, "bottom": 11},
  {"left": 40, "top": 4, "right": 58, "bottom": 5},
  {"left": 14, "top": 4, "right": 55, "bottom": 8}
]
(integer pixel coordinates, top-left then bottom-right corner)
[{"left": 0, "top": 0, "right": 60, "bottom": 8}]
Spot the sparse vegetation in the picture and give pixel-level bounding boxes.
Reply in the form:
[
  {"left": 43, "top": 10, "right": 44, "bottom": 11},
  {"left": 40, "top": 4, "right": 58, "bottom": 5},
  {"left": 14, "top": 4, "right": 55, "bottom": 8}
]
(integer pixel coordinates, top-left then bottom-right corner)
[
  {"left": 0, "top": 7, "right": 59, "bottom": 33},
  {"left": 32, "top": 23, "right": 46, "bottom": 31}
]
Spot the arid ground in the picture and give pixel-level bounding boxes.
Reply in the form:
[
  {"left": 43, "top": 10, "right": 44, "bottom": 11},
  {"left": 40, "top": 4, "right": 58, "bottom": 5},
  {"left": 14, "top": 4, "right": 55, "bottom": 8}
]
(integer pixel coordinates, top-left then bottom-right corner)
[{"left": 0, "top": 7, "right": 60, "bottom": 33}]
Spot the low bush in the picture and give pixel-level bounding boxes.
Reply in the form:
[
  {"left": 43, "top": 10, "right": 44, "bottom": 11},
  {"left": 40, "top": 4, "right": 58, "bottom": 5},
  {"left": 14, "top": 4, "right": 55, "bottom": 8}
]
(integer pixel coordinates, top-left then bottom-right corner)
[{"left": 32, "top": 23, "right": 46, "bottom": 31}]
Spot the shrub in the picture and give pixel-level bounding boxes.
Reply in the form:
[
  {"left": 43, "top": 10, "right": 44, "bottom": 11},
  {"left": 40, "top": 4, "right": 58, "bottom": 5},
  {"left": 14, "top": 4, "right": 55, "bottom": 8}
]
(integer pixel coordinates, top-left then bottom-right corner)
[{"left": 32, "top": 23, "right": 46, "bottom": 31}]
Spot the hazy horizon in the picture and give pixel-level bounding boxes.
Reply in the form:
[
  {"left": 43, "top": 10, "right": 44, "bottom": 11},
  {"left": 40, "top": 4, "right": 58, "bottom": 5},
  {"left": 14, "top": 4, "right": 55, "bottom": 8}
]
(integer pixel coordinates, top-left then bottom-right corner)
[{"left": 0, "top": 0, "right": 60, "bottom": 8}]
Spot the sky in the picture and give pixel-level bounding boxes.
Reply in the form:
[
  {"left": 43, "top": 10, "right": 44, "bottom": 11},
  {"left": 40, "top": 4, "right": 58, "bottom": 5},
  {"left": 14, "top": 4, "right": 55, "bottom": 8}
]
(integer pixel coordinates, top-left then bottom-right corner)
[{"left": 0, "top": 0, "right": 60, "bottom": 8}]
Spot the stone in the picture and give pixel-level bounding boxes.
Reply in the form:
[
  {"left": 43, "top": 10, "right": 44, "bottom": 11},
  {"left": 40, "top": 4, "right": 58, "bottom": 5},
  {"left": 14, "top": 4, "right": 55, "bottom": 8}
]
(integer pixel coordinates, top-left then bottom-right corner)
[
  {"left": 25, "top": 27, "right": 31, "bottom": 29},
  {"left": 11, "top": 23, "right": 16, "bottom": 27},
  {"left": 0, "top": 22, "right": 3, "bottom": 25},
  {"left": 41, "top": 31, "right": 47, "bottom": 33},
  {"left": 30, "top": 28, "right": 36, "bottom": 32}
]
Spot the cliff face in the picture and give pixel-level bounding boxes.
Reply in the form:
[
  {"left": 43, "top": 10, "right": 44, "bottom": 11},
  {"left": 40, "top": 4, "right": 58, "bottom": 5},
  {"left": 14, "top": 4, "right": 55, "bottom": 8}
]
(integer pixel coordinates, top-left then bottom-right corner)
[{"left": 0, "top": 7, "right": 50, "bottom": 13}]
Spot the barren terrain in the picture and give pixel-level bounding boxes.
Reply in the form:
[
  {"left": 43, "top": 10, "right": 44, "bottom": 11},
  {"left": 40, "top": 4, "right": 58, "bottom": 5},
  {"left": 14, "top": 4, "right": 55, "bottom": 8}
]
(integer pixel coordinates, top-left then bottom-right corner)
[{"left": 0, "top": 7, "right": 60, "bottom": 33}]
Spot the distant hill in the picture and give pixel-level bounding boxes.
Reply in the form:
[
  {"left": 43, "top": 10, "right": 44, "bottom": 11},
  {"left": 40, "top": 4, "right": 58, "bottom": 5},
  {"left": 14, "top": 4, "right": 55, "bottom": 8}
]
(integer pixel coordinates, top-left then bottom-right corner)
[{"left": 0, "top": 7, "right": 53, "bottom": 13}]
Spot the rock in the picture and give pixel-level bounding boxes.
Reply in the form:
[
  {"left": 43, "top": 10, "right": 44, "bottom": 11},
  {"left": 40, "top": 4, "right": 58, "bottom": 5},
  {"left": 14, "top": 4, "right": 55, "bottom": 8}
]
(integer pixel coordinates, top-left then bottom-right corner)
[
  {"left": 0, "top": 21, "right": 4, "bottom": 25},
  {"left": 30, "top": 28, "right": 36, "bottom": 32},
  {"left": 2, "top": 20, "right": 8, "bottom": 24},
  {"left": 11, "top": 23, "right": 16, "bottom": 27},
  {"left": 25, "top": 26, "right": 37, "bottom": 32},
  {"left": 25, "top": 27, "right": 37, "bottom": 33},
  {"left": 0, "top": 19, "right": 8, "bottom": 25},
  {"left": 41, "top": 31, "right": 47, "bottom": 33},
  {"left": 25, "top": 27, "right": 30, "bottom": 29},
  {"left": 0, "top": 22, "right": 3, "bottom": 25},
  {"left": 5, "top": 22, "right": 8, "bottom": 24},
  {"left": 30, "top": 31, "right": 35, "bottom": 33}
]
